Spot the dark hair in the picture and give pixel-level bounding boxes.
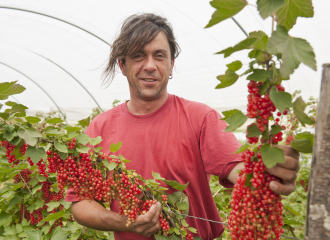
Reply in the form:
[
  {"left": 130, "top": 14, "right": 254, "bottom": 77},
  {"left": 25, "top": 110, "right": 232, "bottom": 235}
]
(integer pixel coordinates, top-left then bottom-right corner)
[{"left": 102, "top": 13, "right": 180, "bottom": 86}]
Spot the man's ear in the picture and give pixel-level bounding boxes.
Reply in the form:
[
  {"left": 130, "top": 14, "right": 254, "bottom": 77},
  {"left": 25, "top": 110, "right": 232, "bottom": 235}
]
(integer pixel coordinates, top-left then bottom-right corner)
[
  {"left": 118, "top": 59, "right": 127, "bottom": 76},
  {"left": 170, "top": 58, "right": 175, "bottom": 74}
]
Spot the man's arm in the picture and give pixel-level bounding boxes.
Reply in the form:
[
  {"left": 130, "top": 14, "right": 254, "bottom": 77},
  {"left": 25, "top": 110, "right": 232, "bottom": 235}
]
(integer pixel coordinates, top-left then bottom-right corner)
[
  {"left": 71, "top": 200, "right": 162, "bottom": 237},
  {"left": 227, "top": 145, "right": 300, "bottom": 196}
]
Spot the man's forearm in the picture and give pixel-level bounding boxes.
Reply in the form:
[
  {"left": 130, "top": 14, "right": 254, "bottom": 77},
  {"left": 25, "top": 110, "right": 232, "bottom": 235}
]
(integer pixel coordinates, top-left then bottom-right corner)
[
  {"left": 227, "top": 162, "right": 244, "bottom": 184},
  {"left": 71, "top": 200, "right": 129, "bottom": 232}
]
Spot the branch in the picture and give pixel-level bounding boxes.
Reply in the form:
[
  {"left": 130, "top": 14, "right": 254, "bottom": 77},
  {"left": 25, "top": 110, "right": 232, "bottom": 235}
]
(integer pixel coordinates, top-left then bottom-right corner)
[
  {"left": 0, "top": 116, "right": 9, "bottom": 125},
  {"left": 19, "top": 172, "right": 33, "bottom": 195}
]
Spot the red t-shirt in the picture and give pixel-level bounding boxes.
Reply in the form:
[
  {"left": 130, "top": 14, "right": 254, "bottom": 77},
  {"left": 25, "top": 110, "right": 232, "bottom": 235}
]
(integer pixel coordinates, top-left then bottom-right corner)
[{"left": 66, "top": 94, "right": 241, "bottom": 240}]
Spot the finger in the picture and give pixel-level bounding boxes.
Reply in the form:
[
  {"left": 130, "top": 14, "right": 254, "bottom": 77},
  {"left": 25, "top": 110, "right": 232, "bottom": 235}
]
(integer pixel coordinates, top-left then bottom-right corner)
[
  {"left": 273, "top": 145, "right": 300, "bottom": 160},
  {"left": 269, "top": 180, "right": 296, "bottom": 196},
  {"left": 273, "top": 156, "right": 300, "bottom": 172},
  {"left": 265, "top": 165, "right": 298, "bottom": 183},
  {"left": 144, "top": 202, "right": 161, "bottom": 236}
]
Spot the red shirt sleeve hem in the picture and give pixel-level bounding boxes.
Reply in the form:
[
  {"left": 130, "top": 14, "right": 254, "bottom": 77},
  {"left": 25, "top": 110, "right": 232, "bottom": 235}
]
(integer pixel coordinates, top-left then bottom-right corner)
[{"left": 219, "top": 161, "right": 242, "bottom": 188}]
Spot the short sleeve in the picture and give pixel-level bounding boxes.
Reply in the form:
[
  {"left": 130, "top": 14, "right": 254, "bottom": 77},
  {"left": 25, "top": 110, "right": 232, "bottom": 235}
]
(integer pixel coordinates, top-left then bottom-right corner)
[{"left": 200, "top": 110, "right": 242, "bottom": 186}]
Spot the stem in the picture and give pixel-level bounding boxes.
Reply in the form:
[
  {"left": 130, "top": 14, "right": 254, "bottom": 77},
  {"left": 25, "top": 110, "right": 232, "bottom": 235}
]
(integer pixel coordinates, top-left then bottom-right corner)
[
  {"left": 19, "top": 172, "right": 33, "bottom": 195},
  {"left": 0, "top": 116, "right": 9, "bottom": 125},
  {"left": 212, "top": 186, "right": 223, "bottom": 197}
]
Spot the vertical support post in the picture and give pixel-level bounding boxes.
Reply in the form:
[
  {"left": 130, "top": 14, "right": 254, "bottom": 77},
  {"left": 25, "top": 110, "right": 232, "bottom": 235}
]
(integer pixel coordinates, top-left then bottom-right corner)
[{"left": 305, "top": 64, "right": 330, "bottom": 239}]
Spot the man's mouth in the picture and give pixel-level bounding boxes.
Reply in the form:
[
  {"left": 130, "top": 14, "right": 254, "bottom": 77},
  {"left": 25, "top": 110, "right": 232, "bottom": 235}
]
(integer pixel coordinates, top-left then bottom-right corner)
[{"left": 142, "top": 79, "right": 156, "bottom": 82}]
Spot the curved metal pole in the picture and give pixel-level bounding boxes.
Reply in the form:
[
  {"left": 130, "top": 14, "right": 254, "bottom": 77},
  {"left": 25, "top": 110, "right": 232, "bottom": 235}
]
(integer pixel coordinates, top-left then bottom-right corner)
[
  {"left": 0, "top": 6, "right": 110, "bottom": 46},
  {"left": 0, "top": 62, "right": 67, "bottom": 122},
  {"left": 31, "top": 51, "right": 102, "bottom": 111}
]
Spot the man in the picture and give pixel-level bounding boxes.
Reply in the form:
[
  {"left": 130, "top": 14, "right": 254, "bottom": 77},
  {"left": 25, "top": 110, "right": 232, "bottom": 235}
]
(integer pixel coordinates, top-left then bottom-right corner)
[{"left": 66, "top": 13, "right": 300, "bottom": 240}]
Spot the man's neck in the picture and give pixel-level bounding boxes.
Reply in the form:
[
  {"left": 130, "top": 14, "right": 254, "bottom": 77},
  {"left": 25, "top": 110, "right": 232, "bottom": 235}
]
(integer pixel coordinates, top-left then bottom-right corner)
[{"left": 126, "top": 93, "right": 169, "bottom": 115}]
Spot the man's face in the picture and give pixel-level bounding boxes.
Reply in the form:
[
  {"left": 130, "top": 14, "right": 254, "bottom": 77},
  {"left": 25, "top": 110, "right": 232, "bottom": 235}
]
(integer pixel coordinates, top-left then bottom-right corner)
[{"left": 118, "top": 32, "right": 174, "bottom": 101}]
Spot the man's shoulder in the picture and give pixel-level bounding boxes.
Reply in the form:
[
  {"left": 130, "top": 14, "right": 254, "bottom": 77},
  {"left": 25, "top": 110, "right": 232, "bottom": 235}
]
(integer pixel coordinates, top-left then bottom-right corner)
[
  {"left": 172, "top": 95, "right": 214, "bottom": 115},
  {"left": 90, "top": 103, "right": 124, "bottom": 124}
]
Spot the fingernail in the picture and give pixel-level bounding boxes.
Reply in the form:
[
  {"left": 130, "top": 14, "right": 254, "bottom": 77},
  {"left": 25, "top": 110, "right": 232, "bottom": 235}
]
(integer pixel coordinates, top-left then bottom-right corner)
[{"left": 270, "top": 182, "right": 278, "bottom": 191}]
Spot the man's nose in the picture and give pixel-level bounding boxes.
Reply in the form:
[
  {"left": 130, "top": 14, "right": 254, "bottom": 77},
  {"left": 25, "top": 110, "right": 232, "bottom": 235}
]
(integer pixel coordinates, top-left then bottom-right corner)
[{"left": 143, "top": 56, "right": 157, "bottom": 72}]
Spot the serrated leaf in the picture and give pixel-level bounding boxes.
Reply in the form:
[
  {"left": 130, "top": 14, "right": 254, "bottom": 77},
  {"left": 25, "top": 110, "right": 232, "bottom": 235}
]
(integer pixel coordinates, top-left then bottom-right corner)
[
  {"left": 245, "top": 173, "right": 253, "bottom": 187},
  {"left": 257, "top": 0, "right": 285, "bottom": 19},
  {"left": 47, "top": 201, "right": 61, "bottom": 212},
  {"left": 3, "top": 131, "right": 17, "bottom": 142},
  {"left": 50, "top": 226, "right": 70, "bottom": 240},
  {"left": 76, "top": 146, "right": 90, "bottom": 153},
  {"left": 41, "top": 225, "right": 51, "bottom": 235},
  {"left": 270, "top": 87, "right": 293, "bottom": 113},
  {"left": 270, "top": 125, "right": 283, "bottom": 135},
  {"left": 37, "top": 175, "right": 47, "bottom": 182},
  {"left": 223, "top": 110, "right": 248, "bottom": 132},
  {"left": 7, "top": 195, "right": 22, "bottom": 210},
  {"left": 0, "top": 113, "right": 9, "bottom": 121},
  {"left": 0, "top": 81, "right": 25, "bottom": 100},
  {"left": 78, "top": 116, "right": 91, "bottom": 127},
  {"left": 152, "top": 171, "right": 165, "bottom": 180},
  {"left": 283, "top": 217, "right": 305, "bottom": 225},
  {"left": 54, "top": 139, "right": 68, "bottom": 153},
  {"left": 205, "top": 0, "right": 247, "bottom": 28},
  {"left": 42, "top": 211, "right": 65, "bottom": 222},
  {"left": 260, "top": 144, "right": 285, "bottom": 168},
  {"left": 34, "top": 199, "right": 44, "bottom": 209},
  {"left": 5, "top": 101, "right": 16, "bottom": 107},
  {"left": 64, "top": 126, "right": 81, "bottom": 132},
  {"left": 46, "top": 128, "right": 62, "bottom": 136},
  {"left": 25, "top": 146, "right": 46, "bottom": 164},
  {"left": 226, "top": 60, "right": 242, "bottom": 71},
  {"left": 247, "top": 69, "right": 268, "bottom": 82},
  {"left": 188, "top": 227, "right": 198, "bottom": 233},
  {"left": 216, "top": 70, "right": 239, "bottom": 89},
  {"left": 25, "top": 116, "right": 41, "bottom": 123},
  {"left": 247, "top": 124, "right": 262, "bottom": 137},
  {"left": 221, "top": 109, "right": 240, "bottom": 121},
  {"left": 163, "top": 180, "right": 189, "bottom": 191},
  {"left": 10, "top": 104, "right": 28, "bottom": 114},
  {"left": 90, "top": 136, "right": 102, "bottom": 146},
  {"left": 103, "top": 161, "right": 117, "bottom": 171},
  {"left": 46, "top": 118, "right": 63, "bottom": 124},
  {"left": 17, "top": 128, "right": 40, "bottom": 147},
  {"left": 276, "top": 0, "right": 314, "bottom": 31},
  {"left": 293, "top": 96, "right": 315, "bottom": 126},
  {"left": 110, "top": 141, "right": 122, "bottom": 153},
  {"left": 267, "top": 26, "right": 316, "bottom": 78},
  {"left": 290, "top": 139, "right": 312, "bottom": 153},
  {"left": 76, "top": 134, "right": 91, "bottom": 145},
  {"left": 234, "top": 144, "right": 249, "bottom": 154},
  {"left": 283, "top": 203, "right": 300, "bottom": 216},
  {"left": 60, "top": 200, "right": 71, "bottom": 210},
  {"left": 218, "top": 38, "right": 257, "bottom": 57},
  {"left": 258, "top": 81, "right": 270, "bottom": 95},
  {"left": 177, "top": 201, "right": 188, "bottom": 211},
  {"left": 32, "top": 184, "right": 42, "bottom": 195},
  {"left": 0, "top": 212, "right": 12, "bottom": 226},
  {"left": 24, "top": 229, "right": 42, "bottom": 240},
  {"left": 12, "top": 182, "right": 24, "bottom": 190}
]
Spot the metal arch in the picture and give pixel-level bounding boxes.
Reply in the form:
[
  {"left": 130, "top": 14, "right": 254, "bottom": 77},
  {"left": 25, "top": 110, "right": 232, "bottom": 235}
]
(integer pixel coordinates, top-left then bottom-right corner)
[
  {"left": 31, "top": 51, "right": 103, "bottom": 111},
  {"left": 231, "top": 17, "right": 248, "bottom": 37},
  {"left": 0, "top": 62, "right": 67, "bottom": 122},
  {"left": 0, "top": 6, "right": 110, "bottom": 46}
]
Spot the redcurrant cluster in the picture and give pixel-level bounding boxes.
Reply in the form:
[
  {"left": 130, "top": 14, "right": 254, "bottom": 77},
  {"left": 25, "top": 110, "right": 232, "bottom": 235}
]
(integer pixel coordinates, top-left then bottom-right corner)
[
  {"left": 14, "top": 169, "right": 32, "bottom": 185},
  {"left": 67, "top": 138, "right": 77, "bottom": 149},
  {"left": 36, "top": 159, "right": 48, "bottom": 178}
]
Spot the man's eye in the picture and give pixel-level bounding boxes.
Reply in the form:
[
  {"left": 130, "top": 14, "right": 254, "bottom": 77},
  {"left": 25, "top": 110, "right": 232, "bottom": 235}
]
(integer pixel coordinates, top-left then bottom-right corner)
[
  {"left": 156, "top": 54, "right": 164, "bottom": 58},
  {"left": 133, "top": 54, "right": 143, "bottom": 59}
]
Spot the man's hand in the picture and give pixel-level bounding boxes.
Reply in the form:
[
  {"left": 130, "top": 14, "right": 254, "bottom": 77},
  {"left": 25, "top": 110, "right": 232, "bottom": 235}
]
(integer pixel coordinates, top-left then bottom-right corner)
[
  {"left": 265, "top": 145, "right": 300, "bottom": 196},
  {"left": 128, "top": 202, "right": 162, "bottom": 237}
]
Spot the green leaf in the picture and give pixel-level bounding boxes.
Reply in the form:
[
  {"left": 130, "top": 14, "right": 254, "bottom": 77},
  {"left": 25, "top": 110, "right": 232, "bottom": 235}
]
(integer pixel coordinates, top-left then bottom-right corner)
[
  {"left": 42, "top": 210, "right": 65, "bottom": 222},
  {"left": 283, "top": 217, "right": 305, "bottom": 225},
  {"left": 269, "top": 87, "right": 293, "bottom": 113},
  {"left": 205, "top": 0, "right": 247, "bottom": 28},
  {"left": 32, "top": 184, "right": 42, "bottom": 195},
  {"left": 0, "top": 81, "right": 25, "bottom": 100},
  {"left": 290, "top": 139, "right": 312, "bottom": 153},
  {"left": 215, "top": 70, "right": 239, "bottom": 89},
  {"left": 34, "top": 199, "right": 44, "bottom": 209},
  {"left": 76, "top": 134, "right": 91, "bottom": 145},
  {"left": 64, "top": 126, "right": 81, "bottom": 132},
  {"left": 247, "top": 124, "right": 262, "bottom": 137},
  {"left": 234, "top": 144, "right": 249, "bottom": 154},
  {"left": 54, "top": 139, "right": 68, "bottom": 153},
  {"left": 110, "top": 141, "right": 122, "bottom": 153},
  {"left": 218, "top": 38, "right": 257, "bottom": 57},
  {"left": 276, "top": 0, "right": 314, "bottom": 31},
  {"left": 258, "top": 81, "right": 270, "bottom": 95},
  {"left": 25, "top": 229, "right": 42, "bottom": 240},
  {"left": 60, "top": 200, "right": 71, "bottom": 210},
  {"left": 152, "top": 171, "right": 165, "bottom": 180},
  {"left": 78, "top": 116, "right": 91, "bottom": 127},
  {"left": 245, "top": 173, "right": 253, "bottom": 187},
  {"left": 270, "top": 124, "right": 283, "bottom": 135},
  {"left": 7, "top": 195, "right": 22, "bottom": 210},
  {"left": 221, "top": 109, "right": 240, "bottom": 121},
  {"left": 50, "top": 226, "right": 70, "bottom": 240},
  {"left": 46, "top": 118, "right": 63, "bottom": 124},
  {"left": 0, "top": 113, "right": 9, "bottom": 121},
  {"left": 103, "top": 161, "right": 117, "bottom": 171},
  {"left": 188, "top": 227, "right": 198, "bottom": 234},
  {"left": 25, "top": 116, "right": 41, "bottom": 123},
  {"left": 223, "top": 110, "right": 248, "bottom": 132},
  {"left": 41, "top": 225, "right": 52, "bottom": 235},
  {"left": 46, "top": 128, "right": 62, "bottom": 136},
  {"left": 267, "top": 26, "right": 316, "bottom": 78},
  {"left": 3, "top": 131, "right": 17, "bottom": 142},
  {"left": 247, "top": 69, "right": 268, "bottom": 82},
  {"left": 25, "top": 146, "right": 46, "bottom": 164},
  {"left": 10, "top": 104, "right": 28, "bottom": 114},
  {"left": 37, "top": 175, "right": 47, "bottom": 182},
  {"left": 293, "top": 96, "right": 315, "bottom": 126},
  {"left": 257, "top": 0, "right": 285, "bottom": 19},
  {"left": 76, "top": 146, "right": 90, "bottom": 153},
  {"left": 47, "top": 201, "right": 61, "bottom": 212},
  {"left": 0, "top": 212, "right": 11, "bottom": 227},
  {"left": 17, "top": 128, "right": 41, "bottom": 146},
  {"left": 260, "top": 144, "right": 285, "bottom": 168},
  {"left": 12, "top": 182, "right": 24, "bottom": 190},
  {"left": 283, "top": 203, "right": 300, "bottom": 216},
  {"left": 162, "top": 180, "right": 189, "bottom": 191},
  {"left": 177, "top": 201, "right": 189, "bottom": 211},
  {"left": 91, "top": 136, "right": 102, "bottom": 146},
  {"left": 4, "top": 125, "right": 15, "bottom": 132},
  {"left": 5, "top": 101, "right": 16, "bottom": 107},
  {"left": 226, "top": 60, "right": 242, "bottom": 71}
]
